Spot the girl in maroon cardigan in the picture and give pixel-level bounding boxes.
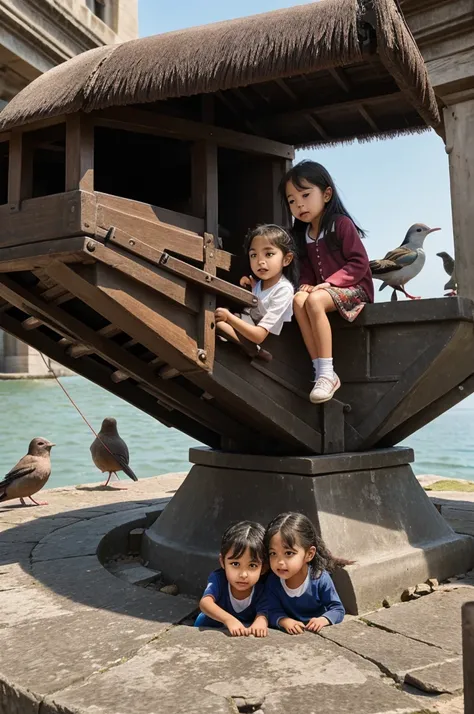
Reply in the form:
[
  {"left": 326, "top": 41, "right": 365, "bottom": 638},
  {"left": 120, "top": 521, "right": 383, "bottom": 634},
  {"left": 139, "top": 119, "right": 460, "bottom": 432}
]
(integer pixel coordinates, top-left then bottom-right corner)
[{"left": 280, "top": 161, "right": 374, "bottom": 404}]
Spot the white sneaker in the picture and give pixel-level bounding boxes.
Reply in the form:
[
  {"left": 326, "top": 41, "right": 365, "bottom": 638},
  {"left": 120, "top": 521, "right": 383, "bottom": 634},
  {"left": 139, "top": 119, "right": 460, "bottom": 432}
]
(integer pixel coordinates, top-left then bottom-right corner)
[{"left": 310, "top": 374, "right": 341, "bottom": 404}]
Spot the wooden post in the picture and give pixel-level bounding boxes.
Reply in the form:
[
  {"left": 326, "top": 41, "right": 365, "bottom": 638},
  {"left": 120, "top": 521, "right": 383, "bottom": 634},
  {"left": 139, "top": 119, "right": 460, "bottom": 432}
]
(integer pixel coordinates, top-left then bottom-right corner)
[
  {"left": 193, "top": 96, "right": 218, "bottom": 371},
  {"left": 65, "top": 113, "right": 94, "bottom": 192},
  {"left": 463, "top": 601, "right": 474, "bottom": 714},
  {"left": 444, "top": 100, "right": 474, "bottom": 301},
  {"left": 8, "top": 130, "right": 33, "bottom": 210}
]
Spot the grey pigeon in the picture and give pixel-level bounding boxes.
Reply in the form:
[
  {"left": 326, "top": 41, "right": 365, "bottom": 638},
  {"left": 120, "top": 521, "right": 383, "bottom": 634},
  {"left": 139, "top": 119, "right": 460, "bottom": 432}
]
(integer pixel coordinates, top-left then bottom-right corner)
[
  {"left": 370, "top": 224, "right": 440, "bottom": 301},
  {"left": 0, "top": 437, "right": 55, "bottom": 506},
  {"left": 90, "top": 417, "right": 138, "bottom": 487},
  {"left": 437, "top": 251, "right": 457, "bottom": 296}
]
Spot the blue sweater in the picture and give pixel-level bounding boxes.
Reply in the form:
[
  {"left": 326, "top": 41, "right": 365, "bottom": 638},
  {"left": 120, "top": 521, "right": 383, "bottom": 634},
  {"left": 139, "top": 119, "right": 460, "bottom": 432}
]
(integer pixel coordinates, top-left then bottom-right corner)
[
  {"left": 195, "top": 568, "right": 268, "bottom": 628},
  {"left": 265, "top": 570, "right": 345, "bottom": 628}
]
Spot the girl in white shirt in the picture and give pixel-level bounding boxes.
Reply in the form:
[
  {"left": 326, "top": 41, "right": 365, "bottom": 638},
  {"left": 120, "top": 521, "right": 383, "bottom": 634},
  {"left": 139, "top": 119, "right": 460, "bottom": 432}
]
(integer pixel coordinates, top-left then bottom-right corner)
[{"left": 215, "top": 224, "right": 297, "bottom": 360}]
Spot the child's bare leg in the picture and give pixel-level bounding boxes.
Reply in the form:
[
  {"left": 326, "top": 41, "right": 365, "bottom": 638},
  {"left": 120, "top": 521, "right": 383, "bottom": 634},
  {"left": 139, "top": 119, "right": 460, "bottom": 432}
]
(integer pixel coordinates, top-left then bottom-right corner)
[
  {"left": 304, "top": 291, "right": 336, "bottom": 358},
  {"left": 216, "top": 321, "right": 271, "bottom": 362},
  {"left": 294, "top": 292, "right": 319, "bottom": 359}
]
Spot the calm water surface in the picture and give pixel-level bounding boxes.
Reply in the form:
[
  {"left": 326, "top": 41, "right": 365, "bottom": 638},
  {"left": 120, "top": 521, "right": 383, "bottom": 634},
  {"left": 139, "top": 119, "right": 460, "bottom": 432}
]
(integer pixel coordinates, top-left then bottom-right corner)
[{"left": 0, "top": 376, "right": 472, "bottom": 487}]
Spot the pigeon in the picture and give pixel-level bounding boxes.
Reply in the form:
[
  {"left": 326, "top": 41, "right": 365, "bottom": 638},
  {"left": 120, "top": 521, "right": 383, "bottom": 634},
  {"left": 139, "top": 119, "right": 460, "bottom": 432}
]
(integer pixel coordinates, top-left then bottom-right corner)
[
  {"left": 437, "top": 251, "right": 457, "bottom": 296},
  {"left": 0, "top": 437, "right": 55, "bottom": 506},
  {"left": 90, "top": 417, "right": 138, "bottom": 488},
  {"left": 370, "top": 224, "right": 441, "bottom": 301}
]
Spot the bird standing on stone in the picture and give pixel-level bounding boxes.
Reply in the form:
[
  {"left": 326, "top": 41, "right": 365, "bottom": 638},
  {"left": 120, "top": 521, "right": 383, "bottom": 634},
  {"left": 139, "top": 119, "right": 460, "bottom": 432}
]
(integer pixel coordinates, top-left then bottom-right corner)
[
  {"left": 369, "top": 224, "right": 441, "bottom": 301},
  {"left": 0, "top": 437, "right": 55, "bottom": 506},
  {"left": 437, "top": 251, "right": 457, "bottom": 296},
  {"left": 90, "top": 417, "right": 138, "bottom": 488}
]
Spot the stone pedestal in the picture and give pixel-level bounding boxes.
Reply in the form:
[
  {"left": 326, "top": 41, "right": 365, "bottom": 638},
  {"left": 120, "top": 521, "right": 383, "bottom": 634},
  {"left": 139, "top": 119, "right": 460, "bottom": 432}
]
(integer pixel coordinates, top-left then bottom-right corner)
[{"left": 143, "top": 447, "right": 474, "bottom": 614}]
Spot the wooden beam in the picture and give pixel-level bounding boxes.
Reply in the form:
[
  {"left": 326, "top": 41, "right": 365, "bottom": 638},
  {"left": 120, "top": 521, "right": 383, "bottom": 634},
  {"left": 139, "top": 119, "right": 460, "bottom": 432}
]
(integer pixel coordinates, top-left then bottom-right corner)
[
  {"left": 0, "top": 271, "right": 252, "bottom": 442},
  {"left": 256, "top": 89, "right": 402, "bottom": 127},
  {"left": 358, "top": 104, "right": 379, "bottom": 131},
  {"left": 304, "top": 114, "right": 329, "bottom": 141},
  {"left": 275, "top": 78, "right": 298, "bottom": 102},
  {"left": 8, "top": 131, "right": 33, "bottom": 209},
  {"left": 0, "top": 235, "right": 87, "bottom": 272},
  {"left": 92, "top": 106, "right": 294, "bottom": 160},
  {"left": 16, "top": 115, "right": 66, "bottom": 135},
  {"left": 83, "top": 238, "right": 201, "bottom": 314},
  {"left": 105, "top": 226, "right": 255, "bottom": 306},
  {"left": 328, "top": 67, "right": 351, "bottom": 93},
  {"left": 0, "top": 131, "right": 11, "bottom": 144},
  {"left": 66, "top": 114, "right": 94, "bottom": 192},
  {"left": 0, "top": 191, "right": 88, "bottom": 249},
  {"left": 67, "top": 324, "right": 122, "bottom": 358},
  {"left": 95, "top": 203, "right": 231, "bottom": 271}
]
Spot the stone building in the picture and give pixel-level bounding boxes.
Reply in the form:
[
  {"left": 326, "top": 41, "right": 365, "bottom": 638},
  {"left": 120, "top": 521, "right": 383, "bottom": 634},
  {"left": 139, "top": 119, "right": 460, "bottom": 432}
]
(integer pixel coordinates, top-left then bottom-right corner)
[{"left": 0, "top": 0, "right": 138, "bottom": 374}]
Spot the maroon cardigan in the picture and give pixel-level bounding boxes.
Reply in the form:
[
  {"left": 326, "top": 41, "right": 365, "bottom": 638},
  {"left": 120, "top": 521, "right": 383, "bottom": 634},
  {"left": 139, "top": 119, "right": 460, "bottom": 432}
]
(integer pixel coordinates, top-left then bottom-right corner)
[{"left": 299, "top": 216, "right": 374, "bottom": 302}]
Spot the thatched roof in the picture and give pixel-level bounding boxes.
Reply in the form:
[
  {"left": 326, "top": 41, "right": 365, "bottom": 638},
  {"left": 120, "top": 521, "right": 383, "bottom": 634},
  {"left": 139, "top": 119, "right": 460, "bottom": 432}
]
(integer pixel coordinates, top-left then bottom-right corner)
[{"left": 0, "top": 0, "right": 440, "bottom": 145}]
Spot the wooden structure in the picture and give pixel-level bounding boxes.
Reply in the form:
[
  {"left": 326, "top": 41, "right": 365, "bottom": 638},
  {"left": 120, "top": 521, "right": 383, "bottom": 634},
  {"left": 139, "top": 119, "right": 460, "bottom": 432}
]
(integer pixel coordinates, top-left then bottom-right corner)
[
  {"left": 0, "top": 0, "right": 472, "bottom": 458},
  {"left": 0, "top": 0, "right": 473, "bottom": 612}
]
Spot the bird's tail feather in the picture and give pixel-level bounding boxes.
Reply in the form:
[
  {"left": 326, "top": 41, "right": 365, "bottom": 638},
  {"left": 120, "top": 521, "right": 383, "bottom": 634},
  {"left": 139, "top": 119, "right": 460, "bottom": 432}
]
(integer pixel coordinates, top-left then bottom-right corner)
[
  {"left": 120, "top": 460, "right": 138, "bottom": 482},
  {"left": 379, "top": 282, "right": 388, "bottom": 292}
]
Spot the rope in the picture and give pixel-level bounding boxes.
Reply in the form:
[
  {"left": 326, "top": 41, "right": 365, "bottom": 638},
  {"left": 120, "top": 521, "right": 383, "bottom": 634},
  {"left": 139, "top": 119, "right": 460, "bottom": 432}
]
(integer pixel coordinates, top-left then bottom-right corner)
[{"left": 39, "top": 353, "right": 117, "bottom": 460}]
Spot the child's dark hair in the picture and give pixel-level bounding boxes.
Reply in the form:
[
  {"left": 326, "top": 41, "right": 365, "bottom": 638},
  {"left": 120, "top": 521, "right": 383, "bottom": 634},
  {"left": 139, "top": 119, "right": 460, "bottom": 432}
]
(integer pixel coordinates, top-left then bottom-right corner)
[
  {"left": 279, "top": 160, "right": 365, "bottom": 255},
  {"left": 264, "top": 512, "right": 352, "bottom": 576},
  {"left": 221, "top": 520, "right": 266, "bottom": 563},
  {"left": 244, "top": 224, "right": 299, "bottom": 288}
]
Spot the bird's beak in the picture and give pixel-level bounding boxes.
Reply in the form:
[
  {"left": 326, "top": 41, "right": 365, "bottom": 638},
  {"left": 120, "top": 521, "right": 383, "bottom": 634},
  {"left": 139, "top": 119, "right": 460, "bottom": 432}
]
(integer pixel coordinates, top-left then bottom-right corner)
[
  {"left": 47, "top": 442, "right": 56, "bottom": 448},
  {"left": 427, "top": 227, "right": 441, "bottom": 235}
]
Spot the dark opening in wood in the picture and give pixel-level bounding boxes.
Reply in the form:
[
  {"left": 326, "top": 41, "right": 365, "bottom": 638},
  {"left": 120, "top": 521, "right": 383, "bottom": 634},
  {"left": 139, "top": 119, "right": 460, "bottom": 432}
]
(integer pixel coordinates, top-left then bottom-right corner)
[
  {"left": 94, "top": 126, "right": 193, "bottom": 215},
  {"left": 29, "top": 124, "right": 66, "bottom": 198}
]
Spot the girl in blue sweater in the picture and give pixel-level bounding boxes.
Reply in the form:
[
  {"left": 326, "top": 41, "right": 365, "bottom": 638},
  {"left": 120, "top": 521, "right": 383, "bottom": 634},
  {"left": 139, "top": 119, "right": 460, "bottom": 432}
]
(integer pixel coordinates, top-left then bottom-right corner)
[
  {"left": 264, "top": 512, "right": 346, "bottom": 634},
  {"left": 195, "top": 521, "right": 268, "bottom": 637}
]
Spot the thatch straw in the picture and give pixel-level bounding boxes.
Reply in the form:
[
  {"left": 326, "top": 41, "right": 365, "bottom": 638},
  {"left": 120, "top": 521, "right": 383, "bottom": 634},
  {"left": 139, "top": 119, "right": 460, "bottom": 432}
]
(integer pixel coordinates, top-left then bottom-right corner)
[{"left": 0, "top": 0, "right": 440, "bottom": 136}]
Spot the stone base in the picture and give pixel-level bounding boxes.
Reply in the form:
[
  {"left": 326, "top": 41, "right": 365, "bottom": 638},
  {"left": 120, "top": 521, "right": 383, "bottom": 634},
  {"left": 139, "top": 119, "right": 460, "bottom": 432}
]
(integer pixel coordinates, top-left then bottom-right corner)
[{"left": 143, "top": 447, "right": 474, "bottom": 614}]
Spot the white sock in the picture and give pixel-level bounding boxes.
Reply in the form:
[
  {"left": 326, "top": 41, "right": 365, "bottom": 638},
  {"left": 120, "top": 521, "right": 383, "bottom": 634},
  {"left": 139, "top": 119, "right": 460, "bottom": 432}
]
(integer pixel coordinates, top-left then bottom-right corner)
[
  {"left": 318, "top": 358, "right": 333, "bottom": 379},
  {"left": 312, "top": 358, "right": 319, "bottom": 380}
]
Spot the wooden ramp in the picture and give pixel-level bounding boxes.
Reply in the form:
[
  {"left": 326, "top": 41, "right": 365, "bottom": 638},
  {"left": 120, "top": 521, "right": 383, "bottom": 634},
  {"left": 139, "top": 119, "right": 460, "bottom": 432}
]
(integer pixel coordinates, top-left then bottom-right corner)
[{"left": 0, "top": 189, "right": 472, "bottom": 456}]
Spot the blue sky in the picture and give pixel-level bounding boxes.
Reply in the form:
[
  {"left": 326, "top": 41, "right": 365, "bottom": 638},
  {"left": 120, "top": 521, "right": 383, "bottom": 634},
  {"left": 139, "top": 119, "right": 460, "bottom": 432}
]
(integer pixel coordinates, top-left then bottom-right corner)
[{"left": 138, "top": 0, "right": 453, "bottom": 300}]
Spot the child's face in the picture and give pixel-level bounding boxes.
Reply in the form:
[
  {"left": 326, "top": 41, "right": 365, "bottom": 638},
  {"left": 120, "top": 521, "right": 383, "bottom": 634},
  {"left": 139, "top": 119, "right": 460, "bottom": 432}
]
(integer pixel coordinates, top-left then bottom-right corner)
[
  {"left": 268, "top": 532, "right": 315, "bottom": 581},
  {"left": 219, "top": 546, "right": 263, "bottom": 594},
  {"left": 286, "top": 180, "right": 332, "bottom": 224},
  {"left": 248, "top": 235, "right": 292, "bottom": 286}
]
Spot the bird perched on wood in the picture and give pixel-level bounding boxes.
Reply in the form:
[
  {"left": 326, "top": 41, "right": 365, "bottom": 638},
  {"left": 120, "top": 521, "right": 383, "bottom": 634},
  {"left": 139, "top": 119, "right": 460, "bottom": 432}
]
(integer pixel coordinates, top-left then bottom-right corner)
[
  {"left": 369, "top": 224, "right": 441, "bottom": 301},
  {"left": 90, "top": 417, "right": 138, "bottom": 488},
  {"left": 0, "top": 438, "right": 55, "bottom": 506},
  {"left": 437, "top": 251, "right": 457, "bottom": 296}
]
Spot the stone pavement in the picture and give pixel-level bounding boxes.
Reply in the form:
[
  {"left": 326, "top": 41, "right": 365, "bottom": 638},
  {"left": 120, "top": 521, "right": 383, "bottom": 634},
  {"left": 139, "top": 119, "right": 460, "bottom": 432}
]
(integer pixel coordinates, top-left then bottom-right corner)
[{"left": 0, "top": 473, "right": 471, "bottom": 714}]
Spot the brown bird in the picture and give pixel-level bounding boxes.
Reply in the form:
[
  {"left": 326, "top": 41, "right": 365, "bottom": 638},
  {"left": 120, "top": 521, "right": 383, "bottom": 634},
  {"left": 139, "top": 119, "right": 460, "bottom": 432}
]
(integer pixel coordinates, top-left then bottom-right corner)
[
  {"left": 0, "top": 437, "right": 55, "bottom": 506},
  {"left": 90, "top": 417, "right": 138, "bottom": 488}
]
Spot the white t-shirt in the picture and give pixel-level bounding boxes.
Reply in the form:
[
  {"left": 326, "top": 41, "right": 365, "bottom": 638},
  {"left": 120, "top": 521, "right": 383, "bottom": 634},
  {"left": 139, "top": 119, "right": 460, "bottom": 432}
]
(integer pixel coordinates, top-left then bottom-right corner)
[
  {"left": 242, "top": 275, "right": 294, "bottom": 336},
  {"left": 228, "top": 583, "right": 254, "bottom": 613},
  {"left": 281, "top": 569, "right": 311, "bottom": 598}
]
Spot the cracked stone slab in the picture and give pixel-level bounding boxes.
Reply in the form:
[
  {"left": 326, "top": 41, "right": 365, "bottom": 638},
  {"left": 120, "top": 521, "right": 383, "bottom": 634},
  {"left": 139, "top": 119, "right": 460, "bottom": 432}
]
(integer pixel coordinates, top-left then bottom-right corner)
[
  {"left": 0, "top": 517, "right": 80, "bottom": 544},
  {"left": 0, "top": 675, "right": 42, "bottom": 714},
  {"left": 405, "top": 658, "right": 464, "bottom": 695},
  {"left": 32, "top": 555, "right": 196, "bottom": 618},
  {"left": 31, "top": 507, "right": 154, "bottom": 562},
  {"left": 321, "top": 620, "right": 454, "bottom": 683},
  {"left": 40, "top": 626, "right": 421, "bottom": 714},
  {"left": 0, "top": 606, "right": 181, "bottom": 698},
  {"left": 0, "top": 583, "right": 89, "bottom": 628},
  {"left": 363, "top": 588, "right": 474, "bottom": 654}
]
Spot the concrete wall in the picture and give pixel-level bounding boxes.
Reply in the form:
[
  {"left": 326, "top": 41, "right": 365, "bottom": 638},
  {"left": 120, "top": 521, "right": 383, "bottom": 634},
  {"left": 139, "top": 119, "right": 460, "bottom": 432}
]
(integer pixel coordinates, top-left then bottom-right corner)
[{"left": 0, "top": 0, "right": 138, "bottom": 375}]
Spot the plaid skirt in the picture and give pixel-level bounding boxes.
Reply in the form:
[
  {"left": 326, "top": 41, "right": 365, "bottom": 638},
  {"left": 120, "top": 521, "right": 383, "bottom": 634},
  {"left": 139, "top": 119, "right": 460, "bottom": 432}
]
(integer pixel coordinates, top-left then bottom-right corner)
[{"left": 322, "top": 285, "right": 369, "bottom": 322}]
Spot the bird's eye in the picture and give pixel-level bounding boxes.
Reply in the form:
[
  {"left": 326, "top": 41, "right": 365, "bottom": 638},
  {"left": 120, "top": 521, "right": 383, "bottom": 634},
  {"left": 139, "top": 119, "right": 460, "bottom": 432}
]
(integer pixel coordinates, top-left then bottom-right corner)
[{"left": 417, "top": 228, "right": 422, "bottom": 232}]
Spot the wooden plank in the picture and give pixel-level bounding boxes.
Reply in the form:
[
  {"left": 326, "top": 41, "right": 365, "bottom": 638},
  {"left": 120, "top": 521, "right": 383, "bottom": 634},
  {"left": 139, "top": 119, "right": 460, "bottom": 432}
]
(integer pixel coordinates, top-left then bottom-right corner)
[
  {"left": 93, "top": 106, "right": 295, "bottom": 160},
  {"left": 95, "top": 191, "right": 206, "bottom": 235},
  {"left": 68, "top": 324, "right": 122, "bottom": 358},
  {"left": 0, "top": 307, "right": 218, "bottom": 446},
  {"left": 19, "top": 115, "right": 66, "bottom": 135},
  {"left": 66, "top": 114, "right": 94, "bottom": 192},
  {"left": 0, "top": 271, "right": 251, "bottom": 441},
  {"left": 0, "top": 192, "right": 85, "bottom": 249},
  {"left": 50, "top": 260, "right": 200, "bottom": 372},
  {"left": 0, "top": 131, "right": 10, "bottom": 143},
  {"left": 0, "top": 236, "right": 87, "bottom": 272},
  {"left": 8, "top": 131, "right": 22, "bottom": 208},
  {"left": 105, "top": 227, "right": 255, "bottom": 306},
  {"left": 444, "top": 99, "right": 474, "bottom": 300},
  {"left": 199, "top": 232, "right": 216, "bottom": 370},
  {"left": 83, "top": 238, "right": 201, "bottom": 314}
]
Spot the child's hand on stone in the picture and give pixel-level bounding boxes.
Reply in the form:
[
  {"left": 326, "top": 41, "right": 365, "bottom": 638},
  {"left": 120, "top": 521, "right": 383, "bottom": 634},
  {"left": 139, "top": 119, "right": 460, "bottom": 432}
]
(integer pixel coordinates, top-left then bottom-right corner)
[
  {"left": 225, "top": 616, "right": 249, "bottom": 636},
  {"left": 305, "top": 616, "right": 330, "bottom": 633},
  {"left": 280, "top": 617, "right": 305, "bottom": 634},
  {"left": 249, "top": 615, "right": 268, "bottom": 638}
]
